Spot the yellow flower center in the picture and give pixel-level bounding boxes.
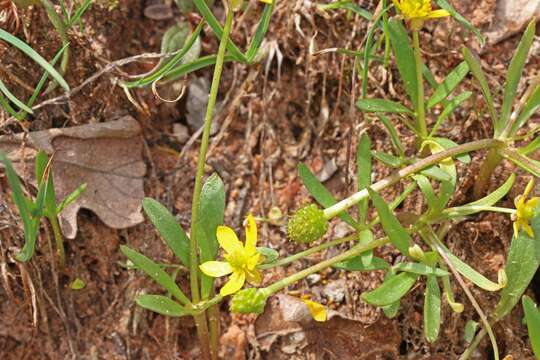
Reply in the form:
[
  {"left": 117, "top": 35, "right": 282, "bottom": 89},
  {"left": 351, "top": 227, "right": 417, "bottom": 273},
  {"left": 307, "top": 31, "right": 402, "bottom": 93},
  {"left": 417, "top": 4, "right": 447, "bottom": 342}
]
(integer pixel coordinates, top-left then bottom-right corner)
[
  {"left": 518, "top": 200, "right": 537, "bottom": 221},
  {"left": 398, "top": 0, "right": 432, "bottom": 18},
  {"left": 225, "top": 250, "right": 249, "bottom": 270}
]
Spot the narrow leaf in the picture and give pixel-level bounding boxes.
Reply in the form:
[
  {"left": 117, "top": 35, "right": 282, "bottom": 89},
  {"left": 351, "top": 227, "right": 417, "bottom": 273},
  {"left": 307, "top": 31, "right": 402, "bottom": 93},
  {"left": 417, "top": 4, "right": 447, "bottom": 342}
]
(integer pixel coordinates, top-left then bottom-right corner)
[
  {"left": 430, "top": 91, "right": 472, "bottom": 137},
  {"left": 121, "top": 245, "right": 190, "bottom": 304},
  {"left": 435, "top": 0, "right": 484, "bottom": 44},
  {"left": 142, "top": 198, "right": 190, "bottom": 267},
  {"left": 394, "top": 262, "right": 448, "bottom": 277},
  {"left": 424, "top": 275, "right": 441, "bottom": 342},
  {"left": 136, "top": 294, "right": 188, "bottom": 317},
  {"left": 356, "top": 133, "right": 372, "bottom": 224},
  {"left": 427, "top": 61, "right": 469, "bottom": 109},
  {"left": 0, "top": 80, "right": 33, "bottom": 114},
  {"left": 0, "top": 29, "right": 69, "bottom": 91},
  {"left": 362, "top": 272, "right": 418, "bottom": 306},
  {"left": 298, "top": 163, "right": 358, "bottom": 227},
  {"left": 368, "top": 188, "right": 411, "bottom": 255},
  {"left": 462, "top": 47, "right": 499, "bottom": 133},
  {"left": 523, "top": 295, "right": 540, "bottom": 358},
  {"left": 357, "top": 98, "right": 413, "bottom": 114},
  {"left": 512, "top": 84, "right": 540, "bottom": 135},
  {"left": 500, "top": 20, "right": 536, "bottom": 129},
  {"left": 388, "top": 19, "right": 418, "bottom": 109},
  {"left": 334, "top": 256, "right": 390, "bottom": 271}
]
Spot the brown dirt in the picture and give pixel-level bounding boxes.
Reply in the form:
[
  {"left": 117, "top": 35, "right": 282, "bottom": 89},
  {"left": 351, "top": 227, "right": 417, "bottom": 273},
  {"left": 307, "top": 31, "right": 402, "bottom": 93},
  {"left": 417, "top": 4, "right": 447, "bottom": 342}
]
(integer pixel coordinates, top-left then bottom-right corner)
[{"left": 1, "top": 0, "right": 539, "bottom": 359}]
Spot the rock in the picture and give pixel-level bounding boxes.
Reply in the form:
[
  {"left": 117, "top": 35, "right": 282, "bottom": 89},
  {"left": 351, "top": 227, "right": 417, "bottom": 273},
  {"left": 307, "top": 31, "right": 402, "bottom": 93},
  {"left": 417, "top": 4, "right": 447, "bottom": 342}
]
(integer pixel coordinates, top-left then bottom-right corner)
[
  {"left": 306, "top": 274, "right": 321, "bottom": 286},
  {"left": 322, "top": 280, "right": 346, "bottom": 304},
  {"left": 484, "top": 0, "right": 540, "bottom": 44},
  {"left": 172, "top": 123, "right": 189, "bottom": 144}
]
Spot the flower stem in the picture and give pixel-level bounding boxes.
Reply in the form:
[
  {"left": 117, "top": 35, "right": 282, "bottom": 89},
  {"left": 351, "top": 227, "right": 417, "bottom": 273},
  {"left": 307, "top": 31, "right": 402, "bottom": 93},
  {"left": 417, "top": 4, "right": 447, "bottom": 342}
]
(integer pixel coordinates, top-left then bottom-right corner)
[
  {"left": 188, "top": 6, "right": 234, "bottom": 360},
  {"left": 412, "top": 30, "right": 427, "bottom": 140},
  {"left": 259, "top": 234, "right": 357, "bottom": 270},
  {"left": 48, "top": 215, "right": 65, "bottom": 270},
  {"left": 264, "top": 237, "right": 390, "bottom": 295},
  {"left": 323, "top": 139, "right": 501, "bottom": 220}
]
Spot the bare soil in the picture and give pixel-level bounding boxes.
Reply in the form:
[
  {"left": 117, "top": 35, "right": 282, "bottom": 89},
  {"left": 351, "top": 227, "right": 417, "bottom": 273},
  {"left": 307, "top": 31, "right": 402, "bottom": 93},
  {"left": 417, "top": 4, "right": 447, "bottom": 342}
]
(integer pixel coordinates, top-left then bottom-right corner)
[{"left": 1, "top": 0, "right": 539, "bottom": 359}]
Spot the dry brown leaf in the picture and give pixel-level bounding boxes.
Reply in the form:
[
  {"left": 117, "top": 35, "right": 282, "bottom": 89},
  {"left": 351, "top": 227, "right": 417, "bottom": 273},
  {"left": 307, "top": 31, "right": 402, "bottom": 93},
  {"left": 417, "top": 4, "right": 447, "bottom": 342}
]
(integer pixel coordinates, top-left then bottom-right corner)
[{"left": 0, "top": 116, "right": 146, "bottom": 239}]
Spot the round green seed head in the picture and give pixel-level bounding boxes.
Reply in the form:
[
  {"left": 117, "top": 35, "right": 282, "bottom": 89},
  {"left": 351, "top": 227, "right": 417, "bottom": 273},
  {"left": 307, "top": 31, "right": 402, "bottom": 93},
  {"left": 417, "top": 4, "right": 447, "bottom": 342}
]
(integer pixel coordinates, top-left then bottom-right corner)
[
  {"left": 287, "top": 204, "right": 328, "bottom": 244},
  {"left": 230, "top": 288, "right": 268, "bottom": 315}
]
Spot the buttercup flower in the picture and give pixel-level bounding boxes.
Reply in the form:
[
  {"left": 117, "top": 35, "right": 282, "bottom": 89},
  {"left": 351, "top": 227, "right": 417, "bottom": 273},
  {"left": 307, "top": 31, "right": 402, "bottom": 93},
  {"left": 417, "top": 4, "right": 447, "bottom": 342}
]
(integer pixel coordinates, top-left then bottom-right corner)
[
  {"left": 302, "top": 296, "right": 328, "bottom": 322},
  {"left": 513, "top": 179, "right": 539, "bottom": 238},
  {"left": 200, "top": 215, "right": 262, "bottom": 296},
  {"left": 392, "top": 0, "right": 449, "bottom": 28}
]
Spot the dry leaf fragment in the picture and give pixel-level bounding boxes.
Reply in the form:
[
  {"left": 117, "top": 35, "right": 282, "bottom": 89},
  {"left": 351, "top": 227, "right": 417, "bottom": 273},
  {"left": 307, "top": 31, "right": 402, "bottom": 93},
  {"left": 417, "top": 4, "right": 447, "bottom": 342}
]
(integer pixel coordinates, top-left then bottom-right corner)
[{"left": 0, "top": 116, "right": 146, "bottom": 238}]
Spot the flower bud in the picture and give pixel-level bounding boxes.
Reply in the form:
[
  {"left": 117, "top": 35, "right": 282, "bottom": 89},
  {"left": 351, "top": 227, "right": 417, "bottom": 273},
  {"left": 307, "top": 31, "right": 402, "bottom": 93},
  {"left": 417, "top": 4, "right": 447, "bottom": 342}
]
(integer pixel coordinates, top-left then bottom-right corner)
[
  {"left": 408, "top": 244, "right": 425, "bottom": 262},
  {"left": 498, "top": 269, "right": 507, "bottom": 288},
  {"left": 230, "top": 288, "right": 268, "bottom": 314},
  {"left": 287, "top": 204, "right": 328, "bottom": 243}
]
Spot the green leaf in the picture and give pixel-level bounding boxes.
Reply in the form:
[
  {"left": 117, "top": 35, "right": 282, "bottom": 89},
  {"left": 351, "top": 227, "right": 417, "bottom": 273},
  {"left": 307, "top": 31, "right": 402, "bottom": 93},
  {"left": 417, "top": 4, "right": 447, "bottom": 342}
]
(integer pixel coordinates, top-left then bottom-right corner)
[
  {"left": 464, "top": 320, "right": 479, "bottom": 343},
  {"left": 362, "top": 272, "right": 418, "bottom": 306},
  {"left": 121, "top": 245, "right": 190, "bottom": 305},
  {"left": 427, "top": 61, "right": 469, "bottom": 109},
  {"left": 334, "top": 256, "right": 390, "bottom": 271},
  {"left": 356, "top": 98, "right": 413, "bottom": 114},
  {"left": 383, "top": 301, "right": 401, "bottom": 318},
  {"left": 388, "top": 19, "right": 418, "bottom": 109},
  {"left": 372, "top": 151, "right": 403, "bottom": 168},
  {"left": 70, "top": 277, "right": 86, "bottom": 290},
  {"left": 0, "top": 79, "right": 33, "bottom": 114},
  {"left": 460, "top": 174, "right": 515, "bottom": 208},
  {"left": 257, "top": 247, "right": 279, "bottom": 264},
  {"left": 438, "top": 243, "right": 502, "bottom": 292},
  {"left": 245, "top": 3, "right": 275, "bottom": 61},
  {"left": 512, "top": 84, "right": 540, "bottom": 135},
  {"left": 298, "top": 163, "right": 358, "bottom": 227},
  {"left": 500, "top": 20, "right": 536, "bottom": 131},
  {"left": 435, "top": 0, "right": 484, "bottom": 44},
  {"left": 318, "top": 1, "right": 372, "bottom": 20},
  {"left": 495, "top": 208, "right": 540, "bottom": 319},
  {"left": 462, "top": 47, "right": 499, "bottom": 133},
  {"left": 368, "top": 188, "right": 411, "bottom": 256},
  {"left": 420, "top": 165, "right": 451, "bottom": 182},
  {"left": 136, "top": 294, "right": 188, "bottom": 317},
  {"left": 124, "top": 21, "right": 204, "bottom": 88},
  {"left": 142, "top": 198, "right": 190, "bottom": 268},
  {"left": 192, "top": 0, "right": 245, "bottom": 61},
  {"left": 0, "top": 153, "right": 41, "bottom": 262},
  {"left": 424, "top": 275, "right": 441, "bottom": 343},
  {"left": 394, "top": 262, "right": 448, "bottom": 277},
  {"left": 501, "top": 148, "right": 540, "bottom": 178},
  {"left": 0, "top": 29, "right": 69, "bottom": 91},
  {"left": 357, "top": 229, "right": 374, "bottom": 268},
  {"left": 56, "top": 183, "right": 87, "bottom": 213},
  {"left": 197, "top": 173, "right": 226, "bottom": 299},
  {"left": 412, "top": 174, "right": 439, "bottom": 214},
  {"left": 164, "top": 54, "right": 236, "bottom": 82},
  {"left": 430, "top": 137, "right": 471, "bottom": 164},
  {"left": 521, "top": 135, "right": 540, "bottom": 156},
  {"left": 429, "top": 91, "right": 472, "bottom": 137},
  {"left": 523, "top": 295, "right": 540, "bottom": 358},
  {"left": 356, "top": 133, "right": 372, "bottom": 224},
  {"left": 378, "top": 114, "right": 405, "bottom": 157}
]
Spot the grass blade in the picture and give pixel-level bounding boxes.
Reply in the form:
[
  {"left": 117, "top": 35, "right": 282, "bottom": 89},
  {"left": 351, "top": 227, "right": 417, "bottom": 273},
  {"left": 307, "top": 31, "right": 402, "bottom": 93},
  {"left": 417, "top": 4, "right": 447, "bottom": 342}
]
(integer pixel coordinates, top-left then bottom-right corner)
[
  {"left": 245, "top": 3, "right": 275, "bottom": 61},
  {"left": 0, "top": 29, "right": 69, "bottom": 91},
  {"left": 0, "top": 80, "right": 33, "bottom": 114}
]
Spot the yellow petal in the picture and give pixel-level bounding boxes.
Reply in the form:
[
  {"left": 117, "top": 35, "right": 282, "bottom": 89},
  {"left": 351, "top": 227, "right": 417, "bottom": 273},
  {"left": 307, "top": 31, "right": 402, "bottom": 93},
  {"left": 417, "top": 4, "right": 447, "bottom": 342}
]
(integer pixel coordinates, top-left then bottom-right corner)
[
  {"left": 392, "top": 0, "right": 403, "bottom": 12},
  {"left": 245, "top": 268, "right": 262, "bottom": 285},
  {"left": 246, "top": 252, "right": 261, "bottom": 271},
  {"left": 245, "top": 214, "right": 258, "bottom": 254},
  {"left": 513, "top": 222, "right": 519, "bottom": 238},
  {"left": 529, "top": 198, "right": 539, "bottom": 208},
  {"left": 200, "top": 261, "right": 233, "bottom": 278},
  {"left": 259, "top": 0, "right": 273, "bottom": 3},
  {"left": 426, "top": 9, "right": 450, "bottom": 18},
  {"left": 220, "top": 271, "right": 246, "bottom": 296},
  {"left": 524, "top": 223, "right": 535, "bottom": 238},
  {"left": 524, "top": 178, "right": 535, "bottom": 199},
  {"left": 303, "top": 299, "right": 327, "bottom": 322},
  {"left": 217, "top": 226, "right": 243, "bottom": 255}
]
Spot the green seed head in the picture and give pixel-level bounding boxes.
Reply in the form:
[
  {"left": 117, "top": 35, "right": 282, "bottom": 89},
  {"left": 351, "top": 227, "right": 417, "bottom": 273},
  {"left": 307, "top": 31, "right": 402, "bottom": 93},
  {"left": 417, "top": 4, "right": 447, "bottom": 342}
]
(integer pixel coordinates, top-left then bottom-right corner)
[
  {"left": 287, "top": 204, "right": 328, "bottom": 244},
  {"left": 230, "top": 288, "right": 268, "bottom": 315}
]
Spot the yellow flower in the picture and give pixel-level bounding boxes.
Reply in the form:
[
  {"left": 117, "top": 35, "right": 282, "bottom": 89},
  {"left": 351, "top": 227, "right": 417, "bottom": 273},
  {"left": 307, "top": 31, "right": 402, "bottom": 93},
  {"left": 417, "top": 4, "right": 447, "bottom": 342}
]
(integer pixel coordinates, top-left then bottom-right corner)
[
  {"left": 392, "top": 0, "right": 449, "bottom": 27},
  {"left": 302, "top": 297, "right": 328, "bottom": 322},
  {"left": 200, "top": 215, "right": 262, "bottom": 296},
  {"left": 513, "top": 179, "right": 539, "bottom": 238},
  {"left": 259, "top": 0, "right": 273, "bottom": 3}
]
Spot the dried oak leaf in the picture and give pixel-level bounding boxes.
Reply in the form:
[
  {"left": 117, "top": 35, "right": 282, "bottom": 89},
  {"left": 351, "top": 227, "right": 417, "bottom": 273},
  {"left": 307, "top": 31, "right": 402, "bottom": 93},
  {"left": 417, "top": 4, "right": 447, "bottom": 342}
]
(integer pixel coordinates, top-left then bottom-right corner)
[{"left": 0, "top": 116, "right": 146, "bottom": 238}]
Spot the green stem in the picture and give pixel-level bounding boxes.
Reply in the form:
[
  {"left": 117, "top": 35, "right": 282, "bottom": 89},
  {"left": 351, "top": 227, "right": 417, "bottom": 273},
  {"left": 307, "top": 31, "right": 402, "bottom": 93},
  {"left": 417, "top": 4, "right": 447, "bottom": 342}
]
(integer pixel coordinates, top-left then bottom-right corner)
[
  {"left": 264, "top": 237, "right": 390, "bottom": 295},
  {"left": 48, "top": 215, "right": 65, "bottom": 270},
  {"left": 188, "top": 7, "right": 234, "bottom": 360},
  {"left": 259, "top": 234, "right": 357, "bottom": 270},
  {"left": 323, "top": 139, "right": 501, "bottom": 220},
  {"left": 473, "top": 148, "right": 503, "bottom": 199},
  {"left": 412, "top": 30, "right": 427, "bottom": 139}
]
